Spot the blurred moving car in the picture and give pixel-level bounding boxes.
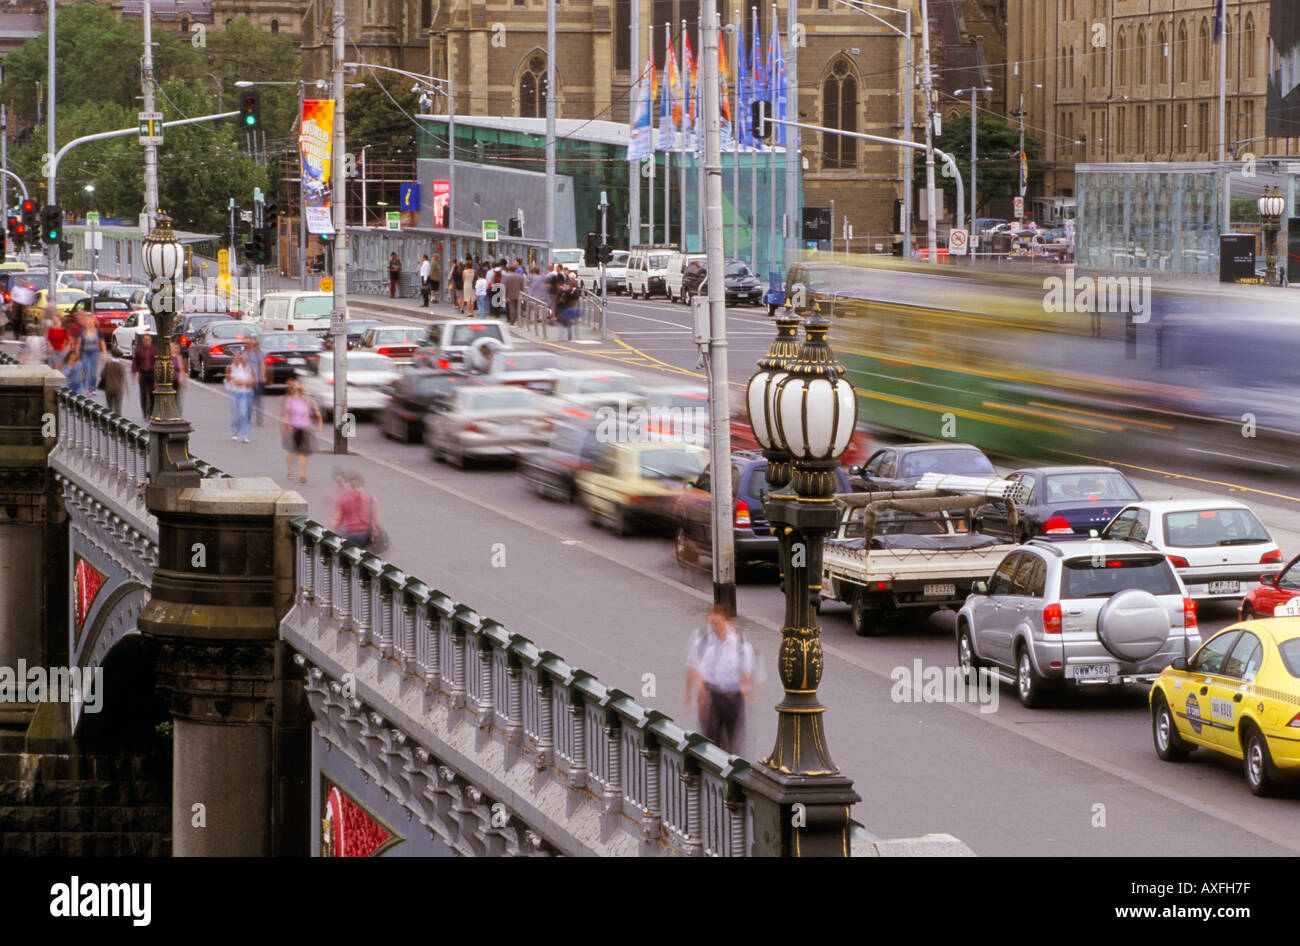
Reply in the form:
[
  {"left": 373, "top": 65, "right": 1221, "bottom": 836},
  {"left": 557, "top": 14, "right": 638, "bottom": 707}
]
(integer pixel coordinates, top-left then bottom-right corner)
[
  {"left": 425, "top": 385, "right": 552, "bottom": 468},
  {"left": 679, "top": 259, "right": 763, "bottom": 306},
  {"left": 413, "top": 319, "right": 513, "bottom": 369},
  {"left": 1102, "top": 499, "right": 1283, "bottom": 601},
  {"left": 377, "top": 369, "right": 476, "bottom": 444},
  {"left": 643, "top": 384, "right": 710, "bottom": 445},
  {"left": 976, "top": 466, "right": 1141, "bottom": 541},
  {"left": 28, "top": 287, "right": 89, "bottom": 323},
  {"left": 176, "top": 312, "right": 233, "bottom": 360},
  {"left": 477, "top": 349, "right": 564, "bottom": 391},
  {"left": 259, "top": 331, "right": 324, "bottom": 387},
  {"left": 851, "top": 441, "right": 996, "bottom": 491},
  {"left": 957, "top": 538, "right": 1200, "bottom": 708},
  {"left": 576, "top": 440, "right": 709, "bottom": 536},
  {"left": 576, "top": 249, "right": 630, "bottom": 294},
  {"left": 301, "top": 352, "right": 402, "bottom": 420},
  {"left": 55, "top": 270, "right": 95, "bottom": 290},
  {"left": 356, "top": 324, "right": 425, "bottom": 365},
  {"left": 187, "top": 320, "right": 262, "bottom": 381},
  {"left": 1241, "top": 553, "right": 1300, "bottom": 620},
  {"left": 547, "top": 369, "right": 646, "bottom": 417},
  {"left": 69, "top": 296, "right": 131, "bottom": 340},
  {"left": 516, "top": 418, "right": 607, "bottom": 502},
  {"left": 1150, "top": 620, "right": 1300, "bottom": 796}
]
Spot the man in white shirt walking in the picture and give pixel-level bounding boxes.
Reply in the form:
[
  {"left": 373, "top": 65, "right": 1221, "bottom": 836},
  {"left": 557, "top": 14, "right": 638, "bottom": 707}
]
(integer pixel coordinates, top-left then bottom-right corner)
[
  {"left": 418, "top": 254, "right": 432, "bottom": 307},
  {"left": 685, "top": 605, "right": 755, "bottom": 754}
]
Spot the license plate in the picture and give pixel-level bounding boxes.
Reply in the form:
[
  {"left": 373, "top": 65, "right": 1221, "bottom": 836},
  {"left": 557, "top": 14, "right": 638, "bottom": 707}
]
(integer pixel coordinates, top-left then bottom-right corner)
[
  {"left": 288, "top": 357, "right": 304, "bottom": 365},
  {"left": 1208, "top": 581, "right": 1240, "bottom": 594},
  {"left": 923, "top": 583, "right": 956, "bottom": 597},
  {"left": 1067, "top": 663, "right": 1117, "bottom": 681}
]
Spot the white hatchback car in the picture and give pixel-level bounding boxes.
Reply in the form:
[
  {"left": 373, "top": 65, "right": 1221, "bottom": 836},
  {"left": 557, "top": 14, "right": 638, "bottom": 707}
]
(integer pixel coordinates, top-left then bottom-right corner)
[{"left": 1101, "top": 499, "right": 1284, "bottom": 601}]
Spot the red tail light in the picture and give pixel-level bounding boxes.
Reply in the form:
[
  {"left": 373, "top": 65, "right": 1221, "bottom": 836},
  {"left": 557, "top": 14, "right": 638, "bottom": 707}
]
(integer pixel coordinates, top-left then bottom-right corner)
[
  {"left": 1043, "top": 603, "right": 1062, "bottom": 634},
  {"left": 1183, "top": 597, "right": 1197, "bottom": 629},
  {"left": 1261, "top": 549, "right": 1283, "bottom": 564},
  {"left": 437, "top": 359, "right": 450, "bottom": 369},
  {"left": 1042, "top": 516, "right": 1073, "bottom": 535},
  {"left": 463, "top": 423, "right": 483, "bottom": 434},
  {"left": 265, "top": 355, "right": 285, "bottom": 364},
  {"left": 179, "top": 335, "right": 189, "bottom": 346},
  {"left": 733, "top": 499, "right": 751, "bottom": 528},
  {"left": 377, "top": 347, "right": 392, "bottom": 355},
  {"left": 209, "top": 345, "right": 225, "bottom": 355},
  {"left": 1167, "top": 555, "right": 1189, "bottom": 568}
]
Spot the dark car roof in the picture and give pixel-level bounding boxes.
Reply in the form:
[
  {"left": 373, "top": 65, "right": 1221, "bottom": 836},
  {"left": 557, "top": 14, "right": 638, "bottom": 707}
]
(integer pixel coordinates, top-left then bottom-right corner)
[{"left": 181, "top": 313, "right": 232, "bottom": 326}]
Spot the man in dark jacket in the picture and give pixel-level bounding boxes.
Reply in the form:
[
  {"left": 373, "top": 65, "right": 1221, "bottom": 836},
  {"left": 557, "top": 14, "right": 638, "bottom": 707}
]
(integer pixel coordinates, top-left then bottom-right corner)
[
  {"left": 132, "top": 334, "right": 158, "bottom": 420},
  {"left": 503, "top": 265, "right": 525, "bottom": 326}
]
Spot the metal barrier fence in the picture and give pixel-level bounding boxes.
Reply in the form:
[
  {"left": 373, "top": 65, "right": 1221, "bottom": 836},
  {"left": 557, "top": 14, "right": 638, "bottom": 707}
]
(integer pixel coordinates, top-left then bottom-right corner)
[
  {"left": 287, "top": 515, "right": 754, "bottom": 856},
  {"left": 517, "top": 290, "right": 606, "bottom": 340}
]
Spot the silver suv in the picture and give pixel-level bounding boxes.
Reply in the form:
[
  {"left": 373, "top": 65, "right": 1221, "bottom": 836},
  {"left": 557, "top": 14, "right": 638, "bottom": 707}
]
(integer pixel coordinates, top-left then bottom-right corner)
[{"left": 956, "top": 539, "right": 1201, "bottom": 708}]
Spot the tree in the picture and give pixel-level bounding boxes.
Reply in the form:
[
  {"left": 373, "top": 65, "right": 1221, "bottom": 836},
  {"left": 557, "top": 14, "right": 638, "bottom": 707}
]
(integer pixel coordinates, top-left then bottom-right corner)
[
  {"left": 344, "top": 73, "right": 421, "bottom": 163},
  {"left": 914, "top": 114, "right": 1043, "bottom": 216}
]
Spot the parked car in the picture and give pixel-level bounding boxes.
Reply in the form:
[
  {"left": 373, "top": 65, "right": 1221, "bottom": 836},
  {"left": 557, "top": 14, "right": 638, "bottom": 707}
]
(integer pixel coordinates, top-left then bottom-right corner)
[
  {"left": 425, "top": 385, "right": 552, "bottom": 468},
  {"left": 356, "top": 324, "right": 425, "bottom": 365},
  {"left": 851, "top": 441, "right": 996, "bottom": 491},
  {"left": 109, "top": 311, "right": 157, "bottom": 357},
  {"left": 176, "top": 312, "right": 233, "bottom": 361},
  {"left": 1102, "top": 499, "right": 1283, "bottom": 601},
  {"left": 413, "top": 319, "right": 513, "bottom": 369},
  {"left": 516, "top": 418, "right": 607, "bottom": 502},
  {"left": 55, "top": 270, "right": 95, "bottom": 290},
  {"left": 1150, "top": 620, "right": 1300, "bottom": 796},
  {"left": 679, "top": 259, "right": 764, "bottom": 306},
  {"left": 976, "top": 466, "right": 1142, "bottom": 541},
  {"left": 1241, "top": 553, "right": 1300, "bottom": 621},
  {"left": 187, "top": 319, "right": 262, "bottom": 381},
  {"left": 956, "top": 538, "right": 1200, "bottom": 708},
  {"left": 576, "top": 249, "right": 630, "bottom": 294},
  {"left": 68, "top": 295, "right": 131, "bottom": 340},
  {"left": 258, "top": 331, "right": 325, "bottom": 387},
  {"left": 626, "top": 244, "right": 678, "bottom": 299},
  {"left": 377, "top": 369, "right": 477, "bottom": 444},
  {"left": 664, "top": 252, "right": 707, "bottom": 303},
  {"left": 576, "top": 440, "right": 710, "bottom": 536},
  {"left": 301, "top": 352, "right": 402, "bottom": 421},
  {"left": 476, "top": 349, "right": 564, "bottom": 391},
  {"left": 674, "top": 450, "right": 852, "bottom": 573}
]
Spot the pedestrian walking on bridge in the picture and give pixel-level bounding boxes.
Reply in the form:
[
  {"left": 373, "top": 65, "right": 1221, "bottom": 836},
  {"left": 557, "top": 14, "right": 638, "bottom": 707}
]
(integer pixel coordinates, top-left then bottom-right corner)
[
  {"left": 282, "top": 378, "right": 322, "bottom": 483},
  {"left": 684, "top": 605, "right": 755, "bottom": 754}
]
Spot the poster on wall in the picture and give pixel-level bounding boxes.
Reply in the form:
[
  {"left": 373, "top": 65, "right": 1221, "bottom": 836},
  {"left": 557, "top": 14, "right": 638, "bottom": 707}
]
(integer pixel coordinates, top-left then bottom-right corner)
[{"left": 299, "top": 100, "right": 335, "bottom": 235}]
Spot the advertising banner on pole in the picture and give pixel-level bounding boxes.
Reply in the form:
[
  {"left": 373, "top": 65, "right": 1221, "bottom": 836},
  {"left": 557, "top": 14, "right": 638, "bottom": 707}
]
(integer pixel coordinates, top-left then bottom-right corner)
[
  {"left": 299, "top": 99, "right": 335, "bottom": 235},
  {"left": 433, "top": 180, "right": 450, "bottom": 228}
]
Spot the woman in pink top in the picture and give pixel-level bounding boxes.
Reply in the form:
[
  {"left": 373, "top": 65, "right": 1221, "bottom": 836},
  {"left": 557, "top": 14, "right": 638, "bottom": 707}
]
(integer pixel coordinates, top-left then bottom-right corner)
[
  {"left": 281, "top": 378, "right": 322, "bottom": 483},
  {"left": 332, "top": 473, "right": 384, "bottom": 549}
]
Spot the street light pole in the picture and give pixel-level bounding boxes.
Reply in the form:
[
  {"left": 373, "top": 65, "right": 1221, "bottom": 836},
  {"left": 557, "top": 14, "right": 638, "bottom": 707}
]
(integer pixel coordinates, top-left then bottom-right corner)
[
  {"left": 545, "top": 0, "right": 556, "bottom": 267},
  {"left": 141, "top": 0, "right": 159, "bottom": 234},
  {"left": 919, "top": 0, "right": 937, "bottom": 262},
  {"left": 955, "top": 86, "right": 991, "bottom": 251},
  {"left": 331, "top": 0, "right": 349, "bottom": 454}
]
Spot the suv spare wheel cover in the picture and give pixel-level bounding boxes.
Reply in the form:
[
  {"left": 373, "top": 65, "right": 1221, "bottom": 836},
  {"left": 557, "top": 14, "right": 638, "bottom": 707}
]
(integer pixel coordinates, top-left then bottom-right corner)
[{"left": 1096, "top": 588, "right": 1170, "bottom": 661}]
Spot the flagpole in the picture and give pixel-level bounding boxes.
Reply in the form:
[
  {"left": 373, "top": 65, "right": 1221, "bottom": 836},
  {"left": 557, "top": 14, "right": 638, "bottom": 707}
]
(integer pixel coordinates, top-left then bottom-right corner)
[
  {"left": 665, "top": 22, "right": 672, "bottom": 248},
  {"left": 648, "top": 24, "right": 655, "bottom": 244},
  {"left": 768, "top": 3, "right": 777, "bottom": 277},
  {"left": 697, "top": 10, "right": 706, "bottom": 252},
  {"left": 680, "top": 17, "right": 688, "bottom": 250},
  {"left": 1218, "top": 0, "right": 1229, "bottom": 234},
  {"left": 785, "top": 0, "right": 798, "bottom": 265},
  {"left": 731, "top": 9, "right": 739, "bottom": 258},
  {"left": 750, "top": 4, "right": 758, "bottom": 273},
  {"left": 631, "top": 0, "right": 641, "bottom": 249}
]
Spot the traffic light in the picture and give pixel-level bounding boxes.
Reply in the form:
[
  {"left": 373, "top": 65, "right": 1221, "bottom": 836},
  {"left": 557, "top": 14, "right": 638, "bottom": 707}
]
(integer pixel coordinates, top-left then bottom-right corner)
[
  {"left": 248, "top": 228, "right": 267, "bottom": 264},
  {"left": 41, "top": 205, "right": 62, "bottom": 245},
  {"left": 751, "top": 100, "right": 771, "bottom": 141},
  {"left": 508, "top": 217, "right": 522, "bottom": 237},
  {"left": 6, "top": 216, "right": 17, "bottom": 248},
  {"left": 599, "top": 243, "right": 612, "bottom": 264},
  {"left": 584, "top": 231, "right": 599, "bottom": 267},
  {"left": 59, "top": 241, "right": 71, "bottom": 263},
  {"left": 263, "top": 201, "right": 278, "bottom": 228},
  {"left": 21, "top": 199, "right": 37, "bottom": 248},
  {"left": 240, "top": 88, "right": 261, "bottom": 129}
]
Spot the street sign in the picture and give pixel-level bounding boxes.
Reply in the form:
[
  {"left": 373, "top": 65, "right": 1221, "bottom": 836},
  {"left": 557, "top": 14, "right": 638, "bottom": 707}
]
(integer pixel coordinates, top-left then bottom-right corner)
[
  {"left": 138, "top": 111, "right": 163, "bottom": 146},
  {"left": 483, "top": 219, "right": 499, "bottom": 242},
  {"left": 306, "top": 207, "right": 334, "bottom": 235},
  {"left": 874, "top": 243, "right": 884, "bottom": 253},
  {"left": 399, "top": 182, "right": 420, "bottom": 212},
  {"left": 386, "top": 211, "right": 401, "bottom": 230},
  {"left": 1013, "top": 196, "right": 1025, "bottom": 219},
  {"left": 218, "top": 248, "right": 229, "bottom": 277},
  {"left": 86, "top": 212, "right": 100, "bottom": 226},
  {"left": 319, "top": 276, "right": 334, "bottom": 292},
  {"left": 948, "top": 228, "right": 969, "bottom": 256}
]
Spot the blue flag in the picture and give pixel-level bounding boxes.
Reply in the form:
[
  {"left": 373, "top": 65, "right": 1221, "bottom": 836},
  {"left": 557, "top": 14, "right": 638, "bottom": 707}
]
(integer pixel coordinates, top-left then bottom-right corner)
[
  {"left": 736, "top": 19, "right": 751, "bottom": 149},
  {"left": 771, "top": 12, "right": 786, "bottom": 146},
  {"left": 751, "top": 7, "right": 767, "bottom": 106}
]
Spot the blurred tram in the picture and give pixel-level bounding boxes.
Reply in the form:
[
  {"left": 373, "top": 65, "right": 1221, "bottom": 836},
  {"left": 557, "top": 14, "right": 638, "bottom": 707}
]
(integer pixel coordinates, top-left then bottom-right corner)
[{"left": 785, "top": 257, "right": 1300, "bottom": 473}]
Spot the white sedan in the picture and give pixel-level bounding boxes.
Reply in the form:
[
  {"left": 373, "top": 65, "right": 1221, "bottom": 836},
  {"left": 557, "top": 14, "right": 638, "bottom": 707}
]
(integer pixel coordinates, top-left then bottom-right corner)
[
  {"left": 109, "top": 311, "right": 157, "bottom": 357},
  {"left": 1101, "top": 498, "right": 1284, "bottom": 601},
  {"left": 300, "top": 352, "right": 401, "bottom": 421}
]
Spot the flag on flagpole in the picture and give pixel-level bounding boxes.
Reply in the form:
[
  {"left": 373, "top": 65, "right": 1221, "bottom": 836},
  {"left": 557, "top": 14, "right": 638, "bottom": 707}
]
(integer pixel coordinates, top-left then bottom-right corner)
[
  {"left": 736, "top": 17, "right": 751, "bottom": 149},
  {"left": 1018, "top": 151, "right": 1028, "bottom": 197},
  {"left": 751, "top": 8, "right": 767, "bottom": 115},
  {"left": 683, "top": 31, "right": 697, "bottom": 153},
  {"left": 719, "top": 27, "right": 735, "bottom": 151},
  {"left": 667, "top": 34, "right": 683, "bottom": 151},
  {"left": 1212, "top": 0, "right": 1225, "bottom": 42},
  {"left": 628, "top": 49, "right": 654, "bottom": 162},
  {"left": 771, "top": 10, "right": 786, "bottom": 147}
]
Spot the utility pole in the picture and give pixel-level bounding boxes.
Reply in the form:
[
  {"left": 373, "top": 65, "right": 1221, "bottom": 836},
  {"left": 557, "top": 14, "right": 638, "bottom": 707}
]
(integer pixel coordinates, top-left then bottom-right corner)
[
  {"left": 2, "top": 105, "right": 8, "bottom": 230},
  {"left": 330, "top": 0, "right": 348, "bottom": 454},
  {"left": 299, "top": 80, "right": 308, "bottom": 288},
  {"left": 599, "top": 190, "right": 609, "bottom": 333},
  {"left": 46, "top": 0, "right": 57, "bottom": 283},
  {"left": 679, "top": 17, "right": 687, "bottom": 250},
  {"left": 785, "top": 0, "right": 798, "bottom": 265},
  {"left": 545, "top": 0, "right": 556, "bottom": 266},
  {"left": 701, "top": 0, "right": 734, "bottom": 614},
  {"left": 919, "top": 0, "right": 937, "bottom": 262},
  {"left": 630, "top": 0, "right": 640, "bottom": 250},
  {"left": 955, "top": 86, "right": 991, "bottom": 252},
  {"left": 141, "top": 0, "right": 159, "bottom": 233}
]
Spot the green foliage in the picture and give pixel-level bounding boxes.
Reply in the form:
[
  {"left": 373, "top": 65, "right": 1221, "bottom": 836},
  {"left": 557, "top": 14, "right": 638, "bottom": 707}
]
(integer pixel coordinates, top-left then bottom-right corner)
[
  {"left": 0, "top": 3, "right": 300, "bottom": 234},
  {"left": 344, "top": 72, "right": 421, "bottom": 163},
  {"left": 914, "top": 114, "right": 1043, "bottom": 211}
]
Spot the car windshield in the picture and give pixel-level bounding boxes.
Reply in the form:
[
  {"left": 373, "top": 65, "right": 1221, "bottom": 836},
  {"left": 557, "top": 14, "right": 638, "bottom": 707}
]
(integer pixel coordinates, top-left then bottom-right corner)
[
  {"left": 468, "top": 391, "right": 535, "bottom": 411},
  {"left": 209, "top": 322, "right": 260, "bottom": 339},
  {"left": 106, "top": 285, "right": 147, "bottom": 299},
  {"left": 1278, "top": 638, "right": 1300, "bottom": 678},
  {"left": 20, "top": 275, "right": 49, "bottom": 292},
  {"left": 638, "top": 448, "right": 706, "bottom": 480},
  {"left": 610, "top": 252, "right": 629, "bottom": 265},
  {"left": 448, "top": 323, "right": 505, "bottom": 346},
  {"left": 553, "top": 251, "right": 584, "bottom": 266},
  {"left": 409, "top": 374, "right": 460, "bottom": 397},
  {"left": 649, "top": 390, "right": 709, "bottom": 410},
  {"left": 725, "top": 261, "right": 752, "bottom": 276},
  {"left": 349, "top": 322, "right": 381, "bottom": 336},
  {"left": 346, "top": 353, "right": 396, "bottom": 373},
  {"left": 271, "top": 333, "right": 320, "bottom": 349},
  {"left": 373, "top": 328, "right": 424, "bottom": 344},
  {"left": 900, "top": 448, "right": 995, "bottom": 477},
  {"left": 576, "top": 376, "right": 636, "bottom": 394},
  {"left": 1061, "top": 555, "right": 1180, "bottom": 598},
  {"left": 60, "top": 291, "right": 89, "bottom": 303},
  {"left": 1044, "top": 472, "right": 1139, "bottom": 503},
  {"left": 648, "top": 255, "right": 669, "bottom": 269},
  {"left": 1162, "top": 508, "right": 1270, "bottom": 548},
  {"left": 294, "top": 296, "right": 333, "bottom": 317},
  {"left": 496, "top": 352, "right": 560, "bottom": 371},
  {"left": 92, "top": 299, "right": 129, "bottom": 310}
]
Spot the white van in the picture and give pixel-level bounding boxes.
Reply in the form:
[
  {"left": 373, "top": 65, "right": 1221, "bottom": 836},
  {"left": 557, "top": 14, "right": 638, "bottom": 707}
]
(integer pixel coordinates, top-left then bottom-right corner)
[
  {"left": 664, "top": 253, "right": 706, "bottom": 303},
  {"left": 552, "top": 248, "right": 585, "bottom": 269},
  {"left": 626, "top": 244, "right": 678, "bottom": 299},
  {"left": 256, "top": 290, "right": 336, "bottom": 333}
]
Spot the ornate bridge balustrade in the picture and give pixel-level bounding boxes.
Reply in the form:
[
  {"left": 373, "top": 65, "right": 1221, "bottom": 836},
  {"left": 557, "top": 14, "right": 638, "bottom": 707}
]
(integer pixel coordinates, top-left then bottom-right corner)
[{"left": 286, "top": 517, "right": 759, "bottom": 857}]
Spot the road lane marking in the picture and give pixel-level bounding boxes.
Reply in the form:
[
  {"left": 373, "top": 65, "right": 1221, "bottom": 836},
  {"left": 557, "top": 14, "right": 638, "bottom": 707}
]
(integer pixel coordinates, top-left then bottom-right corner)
[{"left": 1050, "top": 450, "right": 1300, "bottom": 504}]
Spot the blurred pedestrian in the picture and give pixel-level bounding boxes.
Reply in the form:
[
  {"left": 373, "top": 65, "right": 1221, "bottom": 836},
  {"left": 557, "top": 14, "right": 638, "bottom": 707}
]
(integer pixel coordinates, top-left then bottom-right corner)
[
  {"left": 332, "top": 472, "right": 385, "bottom": 550},
  {"left": 462, "top": 257, "right": 476, "bottom": 314},
  {"left": 388, "top": 252, "right": 402, "bottom": 298},
  {"left": 419, "top": 254, "right": 432, "bottom": 306},
  {"left": 684, "top": 605, "right": 754, "bottom": 754},
  {"left": 246, "top": 335, "right": 267, "bottom": 425},
  {"left": 102, "top": 355, "right": 126, "bottom": 413},
  {"left": 21, "top": 331, "right": 45, "bottom": 365},
  {"left": 44, "top": 311, "right": 67, "bottom": 367},
  {"left": 282, "top": 378, "right": 322, "bottom": 482},
  {"left": 132, "top": 333, "right": 157, "bottom": 420},
  {"left": 449, "top": 260, "right": 464, "bottom": 313},
  {"left": 556, "top": 272, "right": 582, "bottom": 340},
  {"left": 489, "top": 260, "right": 508, "bottom": 319},
  {"left": 475, "top": 267, "right": 490, "bottom": 317},
  {"left": 172, "top": 345, "right": 188, "bottom": 413},
  {"left": 225, "top": 349, "right": 256, "bottom": 442},
  {"left": 504, "top": 264, "right": 525, "bottom": 326},
  {"left": 61, "top": 345, "right": 93, "bottom": 395}
]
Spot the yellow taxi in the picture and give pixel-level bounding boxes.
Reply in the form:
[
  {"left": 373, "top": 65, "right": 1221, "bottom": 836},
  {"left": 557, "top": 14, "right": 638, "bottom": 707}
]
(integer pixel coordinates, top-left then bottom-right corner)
[
  {"left": 27, "top": 288, "right": 90, "bottom": 320},
  {"left": 576, "top": 440, "right": 708, "bottom": 537},
  {"left": 1150, "top": 617, "right": 1300, "bottom": 796}
]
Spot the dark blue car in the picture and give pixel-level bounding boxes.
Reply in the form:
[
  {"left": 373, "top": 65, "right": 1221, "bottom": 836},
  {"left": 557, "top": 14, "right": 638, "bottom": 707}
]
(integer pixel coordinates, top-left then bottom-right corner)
[{"left": 974, "top": 465, "right": 1142, "bottom": 542}]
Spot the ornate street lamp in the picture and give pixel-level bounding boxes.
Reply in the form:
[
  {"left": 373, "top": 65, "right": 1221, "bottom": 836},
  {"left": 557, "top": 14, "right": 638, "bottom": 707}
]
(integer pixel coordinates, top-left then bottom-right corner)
[
  {"left": 1257, "top": 186, "right": 1287, "bottom": 286},
  {"left": 745, "top": 303, "right": 860, "bottom": 855},
  {"left": 142, "top": 214, "right": 200, "bottom": 488}
]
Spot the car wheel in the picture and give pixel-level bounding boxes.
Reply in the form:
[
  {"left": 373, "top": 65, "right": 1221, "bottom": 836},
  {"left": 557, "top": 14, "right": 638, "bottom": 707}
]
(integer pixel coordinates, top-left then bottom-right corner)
[
  {"left": 1241, "top": 604, "right": 1256, "bottom": 621},
  {"left": 675, "top": 523, "right": 698, "bottom": 565},
  {"left": 956, "top": 623, "right": 983, "bottom": 686},
  {"left": 188, "top": 357, "right": 197, "bottom": 379},
  {"left": 431, "top": 433, "right": 447, "bottom": 463},
  {"left": 850, "top": 588, "right": 882, "bottom": 637},
  {"left": 611, "top": 505, "right": 632, "bottom": 537},
  {"left": 202, "top": 358, "right": 215, "bottom": 382},
  {"left": 588, "top": 502, "right": 603, "bottom": 529},
  {"left": 1152, "top": 694, "right": 1192, "bottom": 762},
  {"left": 1243, "top": 725, "right": 1282, "bottom": 797},
  {"left": 1016, "top": 645, "right": 1050, "bottom": 709},
  {"left": 448, "top": 440, "right": 466, "bottom": 469}
]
